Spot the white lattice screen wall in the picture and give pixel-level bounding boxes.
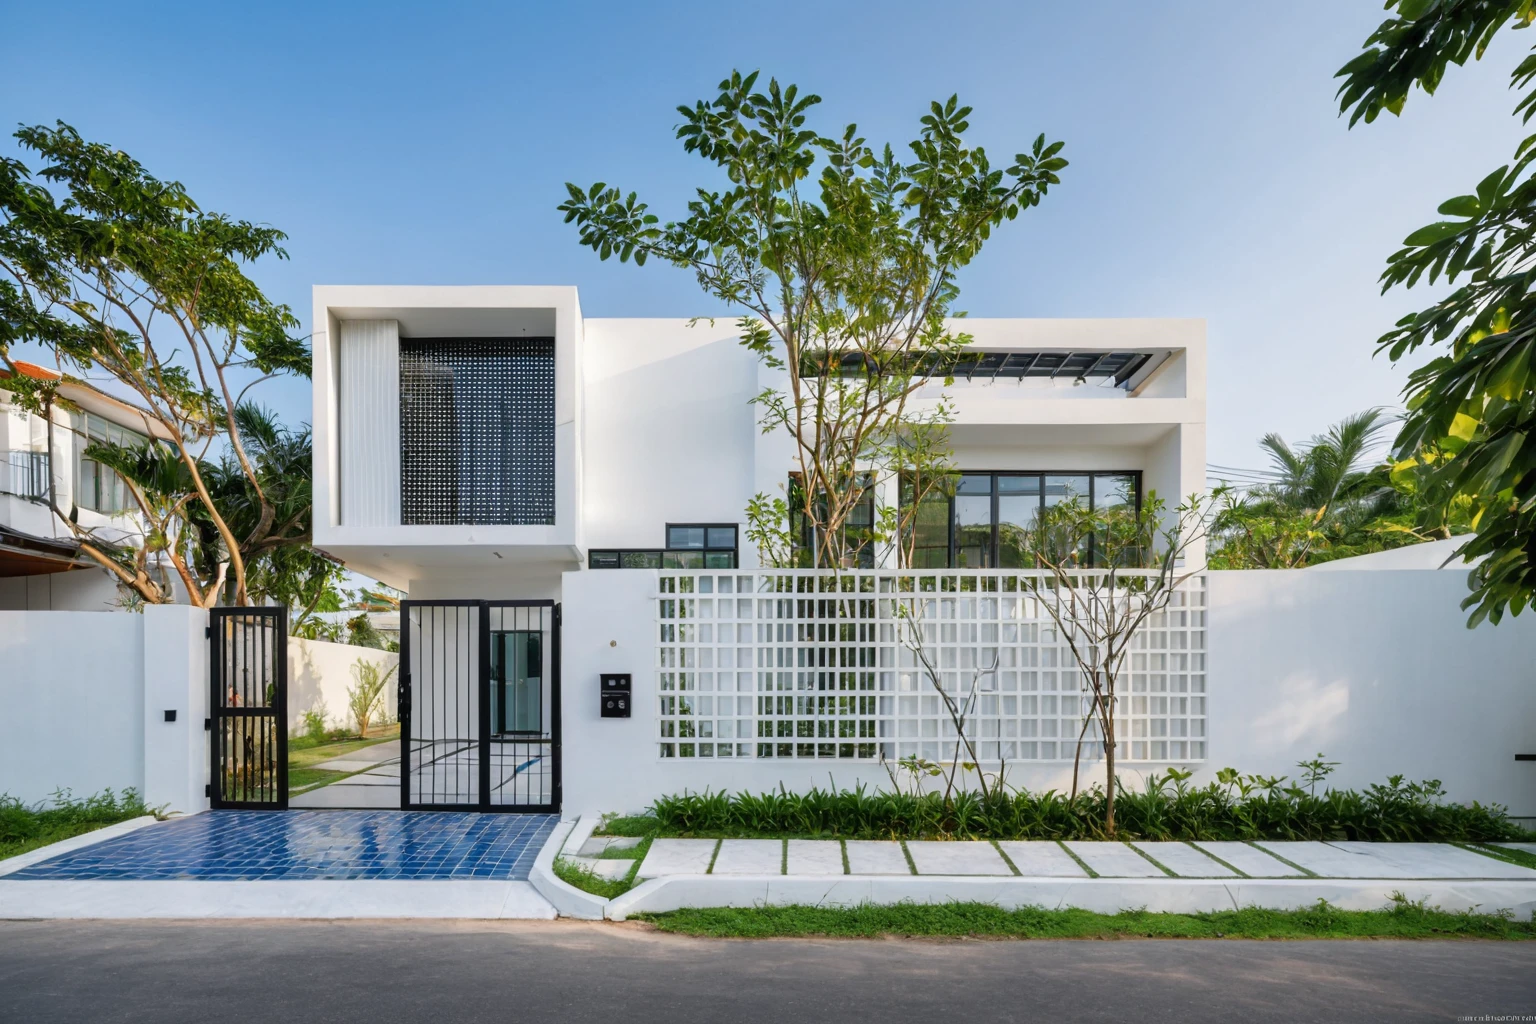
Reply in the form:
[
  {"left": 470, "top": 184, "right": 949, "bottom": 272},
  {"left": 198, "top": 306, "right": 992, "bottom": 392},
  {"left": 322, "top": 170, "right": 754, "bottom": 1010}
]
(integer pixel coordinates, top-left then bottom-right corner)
[{"left": 655, "top": 571, "right": 1207, "bottom": 764}]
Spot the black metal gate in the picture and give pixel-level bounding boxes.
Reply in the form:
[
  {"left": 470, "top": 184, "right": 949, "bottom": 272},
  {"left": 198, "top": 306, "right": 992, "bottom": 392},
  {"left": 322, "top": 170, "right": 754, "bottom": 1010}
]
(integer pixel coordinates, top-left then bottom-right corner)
[
  {"left": 209, "top": 607, "right": 288, "bottom": 809},
  {"left": 400, "top": 600, "right": 560, "bottom": 812}
]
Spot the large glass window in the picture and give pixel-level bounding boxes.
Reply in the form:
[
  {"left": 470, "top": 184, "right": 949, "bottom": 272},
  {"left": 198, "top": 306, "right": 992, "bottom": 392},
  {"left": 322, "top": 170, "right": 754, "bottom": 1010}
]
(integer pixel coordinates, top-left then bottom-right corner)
[
  {"left": 77, "top": 414, "right": 145, "bottom": 514},
  {"left": 903, "top": 471, "right": 1140, "bottom": 568},
  {"left": 399, "top": 337, "right": 555, "bottom": 525}
]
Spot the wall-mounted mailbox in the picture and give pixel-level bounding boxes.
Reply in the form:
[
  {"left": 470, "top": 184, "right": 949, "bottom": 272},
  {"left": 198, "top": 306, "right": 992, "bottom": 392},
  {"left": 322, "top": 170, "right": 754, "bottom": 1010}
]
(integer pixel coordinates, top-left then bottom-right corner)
[{"left": 601, "top": 673, "right": 631, "bottom": 718}]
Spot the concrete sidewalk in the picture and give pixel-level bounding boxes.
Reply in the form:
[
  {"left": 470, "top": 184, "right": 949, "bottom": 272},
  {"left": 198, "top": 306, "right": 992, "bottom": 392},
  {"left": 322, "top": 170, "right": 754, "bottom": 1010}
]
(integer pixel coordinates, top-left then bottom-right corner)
[{"left": 587, "top": 835, "right": 1536, "bottom": 920}]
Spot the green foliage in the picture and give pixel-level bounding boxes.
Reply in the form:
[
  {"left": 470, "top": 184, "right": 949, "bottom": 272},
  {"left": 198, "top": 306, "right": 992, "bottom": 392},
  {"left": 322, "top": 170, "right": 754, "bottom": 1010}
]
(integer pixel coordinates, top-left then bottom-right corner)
[
  {"left": 1338, "top": 2, "right": 1536, "bottom": 623},
  {"left": 553, "top": 856, "right": 642, "bottom": 900},
  {"left": 298, "top": 708, "right": 329, "bottom": 744},
  {"left": 346, "top": 660, "right": 396, "bottom": 737},
  {"left": 639, "top": 897, "right": 1536, "bottom": 940},
  {"left": 560, "top": 71, "right": 1065, "bottom": 567},
  {"left": 645, "top": 770, "right": 1524, "bottom": 843},
  {"left": 0, "top": 789, "right": 155, "bottom": 860},
  {"left": 0, "top": 122, "right": 308, "bottom": 607},
  {"left": 1209, "top": 410, "right": 1466, "bottom": 568}
]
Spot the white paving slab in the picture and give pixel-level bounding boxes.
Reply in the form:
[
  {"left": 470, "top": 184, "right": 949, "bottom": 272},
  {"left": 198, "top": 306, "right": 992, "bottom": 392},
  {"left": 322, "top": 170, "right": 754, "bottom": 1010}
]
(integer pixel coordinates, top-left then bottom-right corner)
[
  {"left": 1246, "top": 841, "right": 1506, "bottom": 879},
  {"left": 845, "top": 841, "right": 912, "bottom": 875},
  {"left": 905, "top": 841, "right": 1013, "bottom": 876},
  {"left": 564, "top": 857, "right": 633, "bottom": 880},
  {"left": 1493, "top": 843, "right": 1536, "bottom": 857},
  {"left": 1190, "top": 841, "right": 1305, "bottom": 877},
  {"left": 1131, "top": 842, "right": 1235, "bottom": 877},
  {"left": 578, "top": 836, "right": 642, "bottom": 856},
  {"left": 636, "top": 839, "right": 717, "bottom": 878},
  {"left": 1062, "top": 842, "right": 1168, "bottom": 877},
  {"left": 786, "top": 840, "right": 845, "bottom": 875},
  {"left": 1325, "top": 842, "right": 1536, "bottom": 879},
  {"left": 995, "top": 841, "right": 1088, "bottom": 877},
  {"left": 710, "top": 840, "right": 783, "bottom": 875}
]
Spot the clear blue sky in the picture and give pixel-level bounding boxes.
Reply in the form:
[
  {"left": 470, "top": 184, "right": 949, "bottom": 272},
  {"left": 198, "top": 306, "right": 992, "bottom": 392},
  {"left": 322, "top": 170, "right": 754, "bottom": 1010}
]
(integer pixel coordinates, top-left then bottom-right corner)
[{"left": 4, "top": 1, "right": 1526, "bottom": 470}]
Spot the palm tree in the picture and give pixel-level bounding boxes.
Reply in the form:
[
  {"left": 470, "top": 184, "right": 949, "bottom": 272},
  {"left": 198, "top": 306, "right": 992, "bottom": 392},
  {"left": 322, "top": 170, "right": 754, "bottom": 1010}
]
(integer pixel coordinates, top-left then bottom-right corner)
[{"left": 1212, "top": 409, "right": 1399, "bottom": 568}]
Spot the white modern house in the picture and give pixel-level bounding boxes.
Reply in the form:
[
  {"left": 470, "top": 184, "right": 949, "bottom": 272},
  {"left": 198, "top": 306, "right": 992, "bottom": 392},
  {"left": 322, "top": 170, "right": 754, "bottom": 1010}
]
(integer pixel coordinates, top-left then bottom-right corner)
[
  {"left": 0, "top": 361, "right": 170, "bottom": 611},
  {"left": 312, "top": 285, "right": 1206, "bottom": 594},
  {"left": 311, "top": 285, "right": 1210, "bottom": 813}
]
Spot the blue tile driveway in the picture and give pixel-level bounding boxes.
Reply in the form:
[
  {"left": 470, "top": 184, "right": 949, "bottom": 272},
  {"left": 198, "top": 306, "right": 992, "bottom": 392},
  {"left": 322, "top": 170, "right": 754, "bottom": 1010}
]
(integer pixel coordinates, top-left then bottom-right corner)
[{"left": 5, "top": 811, "right": 559, "bottom": 881}]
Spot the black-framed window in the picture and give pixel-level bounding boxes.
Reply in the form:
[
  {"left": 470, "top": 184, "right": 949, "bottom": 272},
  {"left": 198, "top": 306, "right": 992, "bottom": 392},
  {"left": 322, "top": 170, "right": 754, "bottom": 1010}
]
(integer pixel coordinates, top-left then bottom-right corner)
[
  {"left": 588, "top": 523, "right": 738, "bottom": 569},
  {"left": 789, "top": 474, "right": 876, "bottom": 568},
  {"left": 399, "top": 337, "right": 555, "bottom": 526},
  {"left": 909, "top": 471, "right": 1140, "bottom": 568}
]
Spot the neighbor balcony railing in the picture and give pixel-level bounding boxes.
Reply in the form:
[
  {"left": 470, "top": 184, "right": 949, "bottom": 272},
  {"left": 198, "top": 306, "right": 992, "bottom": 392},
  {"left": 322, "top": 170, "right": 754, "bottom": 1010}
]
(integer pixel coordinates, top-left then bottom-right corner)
[
  {"left": 655, "top": 569, "right": 1207, "bottom": 765},
  {"left": 0, "top": 450, "right": 50, "bottom": 501}
]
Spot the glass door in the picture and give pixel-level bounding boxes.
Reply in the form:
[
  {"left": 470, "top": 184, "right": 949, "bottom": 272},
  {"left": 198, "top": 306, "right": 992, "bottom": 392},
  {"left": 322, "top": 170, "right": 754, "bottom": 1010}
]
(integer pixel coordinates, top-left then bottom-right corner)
[{"left": 490, "top": 630, "right": 543, "bottom": 735}]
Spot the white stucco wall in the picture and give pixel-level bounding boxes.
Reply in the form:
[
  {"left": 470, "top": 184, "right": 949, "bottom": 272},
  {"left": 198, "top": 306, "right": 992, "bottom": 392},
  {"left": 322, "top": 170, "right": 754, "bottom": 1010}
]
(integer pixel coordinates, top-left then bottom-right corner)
[
  {"left": 0, "top": 611, "right": 145, "bottom": 805},
  {"left": 558, "top": 566, "right": 1536, "bottom": 818},
  {"left": 288, "top": 637, "right": 399, "bottom": 732},
  {"left": 1207, "top": 569, "right": 1536, "bottom": 815}
]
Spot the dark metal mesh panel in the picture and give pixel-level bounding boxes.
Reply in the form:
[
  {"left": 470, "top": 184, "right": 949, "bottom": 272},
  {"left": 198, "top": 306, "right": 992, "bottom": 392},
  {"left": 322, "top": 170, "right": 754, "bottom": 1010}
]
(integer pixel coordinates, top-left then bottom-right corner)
[{"left": 399, "top": 337, "right": 555, "bottom": 525}]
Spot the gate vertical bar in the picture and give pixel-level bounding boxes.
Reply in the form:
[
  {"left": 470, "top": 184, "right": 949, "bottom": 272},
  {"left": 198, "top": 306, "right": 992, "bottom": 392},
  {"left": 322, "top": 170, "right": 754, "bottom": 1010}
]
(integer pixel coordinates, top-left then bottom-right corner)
[
  {"left": 551, "top": 604, "right": 562, "bottom": 813},
  {"left": 477, "top": 601, "right": 492, "bottom": 811},
  {"left": 399, "top": 601, "right": 413, "bottom": 810}
]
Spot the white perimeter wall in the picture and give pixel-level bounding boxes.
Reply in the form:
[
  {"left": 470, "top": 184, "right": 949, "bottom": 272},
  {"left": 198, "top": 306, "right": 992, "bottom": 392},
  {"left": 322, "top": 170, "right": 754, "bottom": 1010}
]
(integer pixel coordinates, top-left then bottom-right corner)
[
  {"left": 288, "top": 638, "right": 399, "bottom": 732},
  {"left": 560, "top": 566, "right": 1536, "bottom": 817},
  {"left": 1208, "top": 569, "right": 1536, "bottom": 815},
  {"left": 0, "top": 606, "right": 208, "bottom": 811},
  {"left": 0, "top": 611, "right": 144, "bottom": 805}
]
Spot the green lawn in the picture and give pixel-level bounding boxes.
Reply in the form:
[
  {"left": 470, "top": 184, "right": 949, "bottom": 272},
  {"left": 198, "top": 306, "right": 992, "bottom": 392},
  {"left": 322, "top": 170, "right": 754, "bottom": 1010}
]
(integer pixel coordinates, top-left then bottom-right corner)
[
  {"left": 288, "top": 725, "right": 398, "bottom": 796},
  {"left": 637, "top": 899, "right": 1536, "bottom": 940},
  {"left": 0, "top": 790, "right": 155, "bottom": 862}
]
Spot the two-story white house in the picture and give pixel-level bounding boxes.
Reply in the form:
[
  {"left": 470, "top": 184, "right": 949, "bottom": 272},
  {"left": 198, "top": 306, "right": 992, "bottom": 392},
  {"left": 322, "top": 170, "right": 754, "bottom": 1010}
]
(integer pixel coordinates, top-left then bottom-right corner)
[
  {"left": 0, "top": 361, "right": 172, "bottom": 611},
  {"left": 311, "top": 285, "right": 1206, "bottom": 813}
]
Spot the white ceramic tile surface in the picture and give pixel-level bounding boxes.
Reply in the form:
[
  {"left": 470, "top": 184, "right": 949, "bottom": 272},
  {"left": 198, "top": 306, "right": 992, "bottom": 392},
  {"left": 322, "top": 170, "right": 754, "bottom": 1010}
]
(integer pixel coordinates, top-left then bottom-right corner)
[
  {"left": 1131, "top": 842, "right": 1235, "bottom": 877},
  {"left": 636, "top": 839, "right": 717, "bottom": 878},
  {"left": 905, "top": 841, "right": 1012, "bottom": 876},
  {"left": 786, "top": 840, "right": 845, "bottom": 875},
  {"left": 995, "top": 841, "right": 1089, "bottom": 877},
  {"left": 709, "top": 839, "right": 783, "bottom": 875},
  {"left": 1189, "top": 841, "right": 1304, "bottom": 877},
  {"left": 844, "top": 841, "right": 912, "bottom": 875},
  {"left": 1062, "top": 842, "right": 1167, "bottom": 877}
]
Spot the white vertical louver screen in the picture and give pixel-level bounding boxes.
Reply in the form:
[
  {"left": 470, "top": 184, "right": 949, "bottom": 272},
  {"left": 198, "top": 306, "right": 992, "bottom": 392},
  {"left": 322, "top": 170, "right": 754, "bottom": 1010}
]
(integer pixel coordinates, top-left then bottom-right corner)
[{"left": 338, "top": 319, "right": 401, "bottom": 526}]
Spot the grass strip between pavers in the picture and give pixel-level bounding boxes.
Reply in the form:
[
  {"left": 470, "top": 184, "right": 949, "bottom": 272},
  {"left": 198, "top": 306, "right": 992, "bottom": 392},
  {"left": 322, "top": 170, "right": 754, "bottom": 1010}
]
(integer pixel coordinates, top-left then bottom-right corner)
[{"left": 635, "top": 900, "right": 1536, "bottom": 940}]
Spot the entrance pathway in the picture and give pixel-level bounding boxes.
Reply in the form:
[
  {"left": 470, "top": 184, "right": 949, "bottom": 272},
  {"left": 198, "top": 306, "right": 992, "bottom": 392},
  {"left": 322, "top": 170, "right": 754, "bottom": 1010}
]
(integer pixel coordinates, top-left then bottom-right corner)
[
  {"left": 290, "top": 740, "right": 401, "bottom": 810},
  {"left": 5, "top": 811, "right": 557, "bottom": 881},
  {"left": 635, "top": 838, "right": 1536, "bottom": 880},
  {"left": 0, "top": 811, "right": 564, "bottom": 920}
]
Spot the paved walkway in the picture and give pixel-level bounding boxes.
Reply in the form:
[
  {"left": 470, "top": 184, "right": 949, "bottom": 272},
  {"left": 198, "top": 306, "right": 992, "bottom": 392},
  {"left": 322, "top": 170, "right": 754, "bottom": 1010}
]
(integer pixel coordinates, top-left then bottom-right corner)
[
  {"left": 290, "top": 740, "right": 401, "bottom": 809},
  {"left": 5, "top": 811, "right": 557, "bottom": 881},
  {"left": 635, "top": 837, "right": 1536, "bottom": 880}
]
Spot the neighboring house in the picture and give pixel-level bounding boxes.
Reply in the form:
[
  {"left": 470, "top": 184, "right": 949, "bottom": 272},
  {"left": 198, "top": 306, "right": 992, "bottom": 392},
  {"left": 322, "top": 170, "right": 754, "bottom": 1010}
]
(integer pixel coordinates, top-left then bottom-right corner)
[{"left": 0, "top": 361, "right": 172, "bottom": 611}]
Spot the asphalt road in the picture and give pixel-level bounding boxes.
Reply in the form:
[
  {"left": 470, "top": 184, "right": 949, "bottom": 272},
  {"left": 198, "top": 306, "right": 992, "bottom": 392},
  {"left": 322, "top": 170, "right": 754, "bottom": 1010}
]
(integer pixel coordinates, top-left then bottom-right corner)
[{"left": 1, "top": 920, "right": 1532, "bottom": 1023}]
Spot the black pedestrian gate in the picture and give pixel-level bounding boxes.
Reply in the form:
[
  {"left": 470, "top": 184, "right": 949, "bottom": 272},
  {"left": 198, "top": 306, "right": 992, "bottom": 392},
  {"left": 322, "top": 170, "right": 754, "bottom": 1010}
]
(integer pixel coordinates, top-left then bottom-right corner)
[
  {"left": 209, "top": 607, "right": 288, "bottom": 809},
  {"left": 400, "top": 600, "right": 560, "bottom": 812}
]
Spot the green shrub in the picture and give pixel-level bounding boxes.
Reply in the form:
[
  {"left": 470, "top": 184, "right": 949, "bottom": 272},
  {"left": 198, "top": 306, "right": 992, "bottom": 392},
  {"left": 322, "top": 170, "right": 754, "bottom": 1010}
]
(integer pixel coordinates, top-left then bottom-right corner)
[
  {"left": 647, "top": 769, "right": 1526, "bottom": 843},
  {"left": 0, "top": 789, "right": 154, "bottom": 857}
]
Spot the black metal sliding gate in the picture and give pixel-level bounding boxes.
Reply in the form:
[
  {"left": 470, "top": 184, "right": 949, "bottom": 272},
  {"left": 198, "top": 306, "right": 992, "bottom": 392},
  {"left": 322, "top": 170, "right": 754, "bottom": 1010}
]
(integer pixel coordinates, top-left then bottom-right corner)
[
  {"left": 400, "top": 600, "right": 561, "bottom": 812},
  {"left": 209, "top": 607, "right": 288, "bottom": 809}
]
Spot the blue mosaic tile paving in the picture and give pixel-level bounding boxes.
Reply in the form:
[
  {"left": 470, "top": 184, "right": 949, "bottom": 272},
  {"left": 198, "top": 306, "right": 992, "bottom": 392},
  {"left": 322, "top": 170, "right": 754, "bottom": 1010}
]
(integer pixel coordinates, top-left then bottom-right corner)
[{"left": 4, "top": 811, "right": 559, "bottom": 881}]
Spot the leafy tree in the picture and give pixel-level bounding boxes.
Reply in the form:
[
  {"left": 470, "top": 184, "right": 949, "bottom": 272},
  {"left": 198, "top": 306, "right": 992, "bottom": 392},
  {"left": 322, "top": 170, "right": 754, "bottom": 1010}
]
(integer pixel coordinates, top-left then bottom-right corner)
[
  {"left": 1026, "top": 491, "right": 1214, "bottom": 836},
  {"left": 0, "top": 123, "right": 307, "bottom": 606},
  {"left": 1337, "top": 1, "right": 1536, "bottom": 623},
  {"left": 1211, "top": 409, "right": 1473, "bottom": 568},
  {"left": 560, "top": 71, "right": 1066, "bottom": 567}
]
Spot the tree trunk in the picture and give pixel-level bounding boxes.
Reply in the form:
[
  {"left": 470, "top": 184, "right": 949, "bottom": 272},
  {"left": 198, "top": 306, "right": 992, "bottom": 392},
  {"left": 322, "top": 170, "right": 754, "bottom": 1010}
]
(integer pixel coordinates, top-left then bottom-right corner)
[{"left": 1103, "top": 701, "right": 1117, "bottom": 836}]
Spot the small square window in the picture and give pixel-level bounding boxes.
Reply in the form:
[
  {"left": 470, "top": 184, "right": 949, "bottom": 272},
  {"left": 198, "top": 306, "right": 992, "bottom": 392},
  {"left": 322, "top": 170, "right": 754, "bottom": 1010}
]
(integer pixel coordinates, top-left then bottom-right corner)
[
  {"left": 706, "top": 527, "right": 736, "bottom": 550},
  {"left": 668, "top": 527, "right": 706, "bottom": 549}
]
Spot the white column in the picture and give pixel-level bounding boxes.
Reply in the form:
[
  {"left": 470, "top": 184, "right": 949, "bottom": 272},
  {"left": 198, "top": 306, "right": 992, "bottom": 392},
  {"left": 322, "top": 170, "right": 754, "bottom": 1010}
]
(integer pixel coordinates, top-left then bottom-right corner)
[
  {"left": 141, "top": 604, "right": 210, "bottom": 814},
  {"left": 338, "top": 319, "right": 401, "bottom": 526}
]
